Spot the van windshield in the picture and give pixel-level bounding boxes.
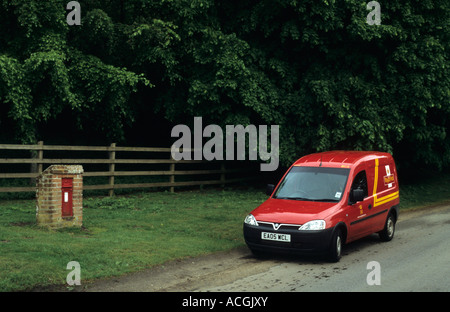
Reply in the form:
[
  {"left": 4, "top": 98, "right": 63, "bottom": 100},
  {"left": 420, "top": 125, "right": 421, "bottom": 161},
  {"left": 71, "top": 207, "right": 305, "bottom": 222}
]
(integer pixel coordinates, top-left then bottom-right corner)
[{"left": 273, "top": 166, "right": 350, "bottom": 202}]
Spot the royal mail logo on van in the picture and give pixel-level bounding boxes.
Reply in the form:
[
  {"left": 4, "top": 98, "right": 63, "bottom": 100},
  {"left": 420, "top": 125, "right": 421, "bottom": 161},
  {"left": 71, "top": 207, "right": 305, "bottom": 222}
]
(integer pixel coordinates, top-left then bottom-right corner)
[
  {"left": 384, "top": 165, "right": 395, "bottom": 186},
  {"left": 384, "top": 175, "right": 395, "bottom": 185},
  {"left": 385, "top": 165, "right": 391, "bottom": 176}
]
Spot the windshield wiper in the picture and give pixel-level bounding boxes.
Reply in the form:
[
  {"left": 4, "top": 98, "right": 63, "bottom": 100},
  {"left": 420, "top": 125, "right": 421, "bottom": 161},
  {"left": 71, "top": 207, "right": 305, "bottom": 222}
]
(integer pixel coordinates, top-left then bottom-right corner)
[
  {"left": 275, "top": 196, "right": 313, "bottom": 201},
  {"left": 291, "top": 197, "right": 313, "bottom": 201},
  {"left": 274, "top": 197, "right": 339, "bottom": 202},
  {"left": 309, "top": 198, "right": 339, "bottom": 202}
]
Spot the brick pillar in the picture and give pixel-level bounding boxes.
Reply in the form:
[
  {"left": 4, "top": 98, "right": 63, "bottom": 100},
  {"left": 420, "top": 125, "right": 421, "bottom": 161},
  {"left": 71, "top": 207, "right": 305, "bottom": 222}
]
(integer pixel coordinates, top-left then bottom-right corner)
[{"left": 36, "top": 165, "right": 84, "bottom": 229}]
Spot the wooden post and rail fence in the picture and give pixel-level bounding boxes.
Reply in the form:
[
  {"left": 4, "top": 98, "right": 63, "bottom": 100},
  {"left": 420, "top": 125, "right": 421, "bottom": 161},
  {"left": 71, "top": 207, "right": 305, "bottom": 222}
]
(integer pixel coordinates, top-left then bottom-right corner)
[{"left": 0, "top": 142, "right": 256, "bottom": 196}]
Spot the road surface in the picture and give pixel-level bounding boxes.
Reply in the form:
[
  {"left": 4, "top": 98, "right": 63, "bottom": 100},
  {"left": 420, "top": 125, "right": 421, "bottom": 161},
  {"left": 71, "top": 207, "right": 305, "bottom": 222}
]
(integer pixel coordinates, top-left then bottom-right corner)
[{"left": 85, "top": 204, "right": 450, "bottom": 292}]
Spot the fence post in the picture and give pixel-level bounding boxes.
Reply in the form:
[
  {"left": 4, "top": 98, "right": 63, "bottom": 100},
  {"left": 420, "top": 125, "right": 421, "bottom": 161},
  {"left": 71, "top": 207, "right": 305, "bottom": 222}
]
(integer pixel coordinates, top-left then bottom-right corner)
[
  {"left": 170, "top": 153, "right": 175, "bottom": 193},
  {"left": 220, "top": 162, "right": 225, "bottom": 188},
  {"left": 109, "top": 143, "right": 116, "bottom": 197},
  {"left": 37, "top": 141, "right": 44, "bottom": 174},
  {"left": 30, "top": 141, "right": 43, "bottom": 185}
]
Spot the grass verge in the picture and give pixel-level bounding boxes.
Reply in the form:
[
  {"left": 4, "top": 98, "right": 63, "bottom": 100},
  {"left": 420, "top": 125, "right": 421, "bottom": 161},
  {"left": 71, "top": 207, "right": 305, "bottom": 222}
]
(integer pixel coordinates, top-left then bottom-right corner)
[
  {"left": 0, "top": 188, "right": 267, "bottom": 291},
  {"left": 1, "top": 171, "right": 450, "bottom": 291}
]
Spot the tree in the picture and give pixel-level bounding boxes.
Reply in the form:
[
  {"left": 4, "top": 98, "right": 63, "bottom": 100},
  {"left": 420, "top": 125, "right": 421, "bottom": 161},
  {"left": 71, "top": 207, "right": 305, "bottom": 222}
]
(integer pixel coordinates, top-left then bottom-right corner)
[
  {"left": 0, "top": 0, "right": 448, "bottom": 170},
  {"left": 0, "top": 0, "right": 150, "bottom": 143}
]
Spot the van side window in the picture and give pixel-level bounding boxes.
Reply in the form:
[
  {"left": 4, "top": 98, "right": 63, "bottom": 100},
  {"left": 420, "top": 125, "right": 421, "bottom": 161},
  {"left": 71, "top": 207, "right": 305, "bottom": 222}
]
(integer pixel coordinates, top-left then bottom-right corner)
[{"left": 351, "top": 170, "right": 368, "bottom": 198}]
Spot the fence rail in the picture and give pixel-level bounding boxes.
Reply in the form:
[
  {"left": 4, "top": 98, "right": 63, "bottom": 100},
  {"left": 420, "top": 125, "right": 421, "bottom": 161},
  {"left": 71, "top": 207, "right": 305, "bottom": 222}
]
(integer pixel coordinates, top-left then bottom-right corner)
[{"left": 0, "top": 142, "right": 255, "bottom": 196}]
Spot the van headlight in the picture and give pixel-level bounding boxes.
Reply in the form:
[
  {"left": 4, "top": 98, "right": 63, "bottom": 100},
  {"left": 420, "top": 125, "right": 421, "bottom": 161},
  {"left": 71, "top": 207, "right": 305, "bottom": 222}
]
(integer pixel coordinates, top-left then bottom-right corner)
[
  {"left": 299, "top": 220, "right": 326, "bottom": 231},
  {"left": 244, "top": 214, "right": 259, "bottom": 226}
]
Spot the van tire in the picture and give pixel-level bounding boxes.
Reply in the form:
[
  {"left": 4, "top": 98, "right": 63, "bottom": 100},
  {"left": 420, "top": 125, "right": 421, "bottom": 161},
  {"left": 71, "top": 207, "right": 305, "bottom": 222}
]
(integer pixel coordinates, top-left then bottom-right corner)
[
  {"left": 328, "top": 228, "right": 343, "bottom": 262},
  {"left": 379, "top": 213, "right": 395, "bottom": 242}
]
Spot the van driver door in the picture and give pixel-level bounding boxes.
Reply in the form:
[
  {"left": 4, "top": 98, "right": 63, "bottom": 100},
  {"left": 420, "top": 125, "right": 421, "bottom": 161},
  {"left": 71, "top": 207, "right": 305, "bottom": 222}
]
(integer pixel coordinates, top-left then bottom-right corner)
[{"left": 347, "top": 169, "right": 373, "bottom": 241}]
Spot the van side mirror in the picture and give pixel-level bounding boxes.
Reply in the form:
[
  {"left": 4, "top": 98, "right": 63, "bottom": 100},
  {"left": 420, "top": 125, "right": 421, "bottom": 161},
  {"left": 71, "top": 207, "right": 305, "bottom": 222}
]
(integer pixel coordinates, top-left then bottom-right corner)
[
  {"left": 266, "top": 184, "right": 275, "bottom": 196},
  {"left": 350, "top": 188, "right": 365, "bottom": 203}
]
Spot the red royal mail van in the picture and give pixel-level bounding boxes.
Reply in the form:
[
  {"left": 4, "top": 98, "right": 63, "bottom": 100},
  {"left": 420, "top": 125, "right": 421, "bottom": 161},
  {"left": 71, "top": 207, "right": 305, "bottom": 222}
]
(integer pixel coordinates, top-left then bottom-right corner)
[{"left": 243, "top": 151, "right": 400, "bottom": 262}]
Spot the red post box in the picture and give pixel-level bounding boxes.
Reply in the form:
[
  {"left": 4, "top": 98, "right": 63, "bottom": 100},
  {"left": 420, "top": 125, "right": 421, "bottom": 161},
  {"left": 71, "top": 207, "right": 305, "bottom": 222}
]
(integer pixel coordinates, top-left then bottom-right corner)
[
  {"left": 36, "top": 165, "right": 83, "bottom": 228},
  {"left": 61, "top": 178, "right": 73, "bottom": 217}
]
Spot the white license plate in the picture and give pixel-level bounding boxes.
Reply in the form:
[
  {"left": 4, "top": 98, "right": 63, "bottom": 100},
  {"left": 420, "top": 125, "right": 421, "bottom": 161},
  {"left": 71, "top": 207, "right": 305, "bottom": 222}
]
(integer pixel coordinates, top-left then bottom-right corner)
[{"left": 261, "top": 232, "right": 291, "bottom": 242}]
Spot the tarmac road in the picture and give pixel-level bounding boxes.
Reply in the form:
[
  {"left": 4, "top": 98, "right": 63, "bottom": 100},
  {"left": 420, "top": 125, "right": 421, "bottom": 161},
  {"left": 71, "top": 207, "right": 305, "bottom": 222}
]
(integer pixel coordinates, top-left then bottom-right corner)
[{"left": 85, "top": 204, "right": 450, "bottom": 292}]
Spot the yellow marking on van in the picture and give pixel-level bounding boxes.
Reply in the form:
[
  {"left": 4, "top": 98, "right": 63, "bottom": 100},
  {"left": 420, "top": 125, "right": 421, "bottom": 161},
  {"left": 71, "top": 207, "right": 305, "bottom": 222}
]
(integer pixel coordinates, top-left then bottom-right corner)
[
  {"left": 374, "top": 191, "right": 399, "bottom": 207},
  {"left": 373, "top": 158, "right": 379, "bottom": 196},
  {"left": 373, "top": 158, "right": 399, "bottom": 207}
]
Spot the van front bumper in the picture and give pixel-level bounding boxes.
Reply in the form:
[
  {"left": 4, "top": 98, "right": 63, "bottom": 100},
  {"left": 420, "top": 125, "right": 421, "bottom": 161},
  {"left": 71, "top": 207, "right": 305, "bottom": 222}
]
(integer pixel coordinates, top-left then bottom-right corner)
[{"left": 243, "top": 223, "right": 334, "bottom": 255}]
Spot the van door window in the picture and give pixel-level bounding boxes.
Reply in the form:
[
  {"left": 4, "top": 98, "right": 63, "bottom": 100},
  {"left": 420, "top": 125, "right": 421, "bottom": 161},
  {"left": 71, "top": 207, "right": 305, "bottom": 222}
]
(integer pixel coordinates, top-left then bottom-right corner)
[{"left": 350, "top": 170, "right": 368, "bottom": 199}]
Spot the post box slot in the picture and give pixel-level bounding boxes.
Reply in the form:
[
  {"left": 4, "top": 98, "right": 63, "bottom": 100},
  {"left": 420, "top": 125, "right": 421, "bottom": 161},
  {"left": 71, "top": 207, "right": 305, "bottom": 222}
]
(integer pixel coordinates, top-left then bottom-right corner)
[{"left": 61, "top": 178, "right": 73, "bottom": 217}]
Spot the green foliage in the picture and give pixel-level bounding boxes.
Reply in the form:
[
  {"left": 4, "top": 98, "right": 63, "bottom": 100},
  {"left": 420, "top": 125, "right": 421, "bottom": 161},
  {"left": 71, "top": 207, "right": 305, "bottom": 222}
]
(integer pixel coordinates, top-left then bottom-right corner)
[
  {"left": 0, "top": 0, "right": 150, "bottom": 143},
  {"left": 0, "top": 0, "right": 448, "bottom": 168}
]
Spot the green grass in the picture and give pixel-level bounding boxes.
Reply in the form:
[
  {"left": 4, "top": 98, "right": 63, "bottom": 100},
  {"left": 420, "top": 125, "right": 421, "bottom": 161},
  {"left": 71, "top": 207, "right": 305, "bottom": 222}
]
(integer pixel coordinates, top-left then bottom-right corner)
[
  {"left": 0, "top": 188, "right": 267, "bottom": 291},
  {"left": 399, "top": 170, "right": 450, "bottom": 209},
  {"left": 1, "top": 171, "right": 450, "bottom": 291}
]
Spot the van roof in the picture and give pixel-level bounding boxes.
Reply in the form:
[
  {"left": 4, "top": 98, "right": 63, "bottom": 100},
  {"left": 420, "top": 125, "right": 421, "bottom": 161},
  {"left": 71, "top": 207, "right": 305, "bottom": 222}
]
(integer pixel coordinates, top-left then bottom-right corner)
[{"left": 293, "top": 151, "right": 391, "bottom": 168}]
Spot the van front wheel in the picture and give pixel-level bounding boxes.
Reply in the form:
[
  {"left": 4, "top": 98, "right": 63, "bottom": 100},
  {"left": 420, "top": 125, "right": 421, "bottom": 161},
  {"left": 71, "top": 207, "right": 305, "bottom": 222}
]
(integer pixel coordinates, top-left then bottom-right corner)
[
  {"left": 328, "top": 228, "right": 343, "bottom": 262},
  {"left": 379, "top": 213, "right": 395, "bottom": 242}
]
